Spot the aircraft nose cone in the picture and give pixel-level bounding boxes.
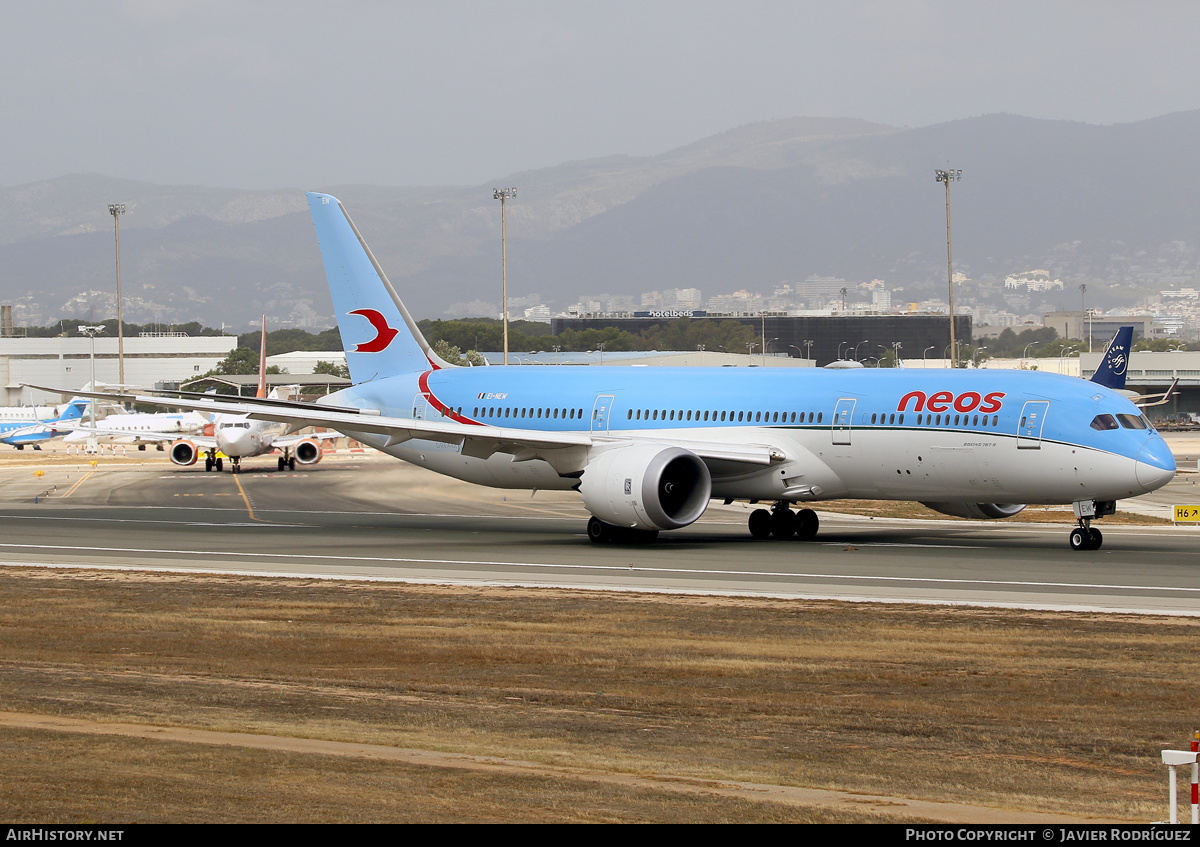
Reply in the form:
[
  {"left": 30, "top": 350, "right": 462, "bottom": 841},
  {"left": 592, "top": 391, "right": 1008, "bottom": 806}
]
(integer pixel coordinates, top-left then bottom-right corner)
[
  {"left": 219, "top": 430, "right": 249, "bottom": 457},
  {"left": 1136, "top": 436, "right": 1176, "bottom": 492}
]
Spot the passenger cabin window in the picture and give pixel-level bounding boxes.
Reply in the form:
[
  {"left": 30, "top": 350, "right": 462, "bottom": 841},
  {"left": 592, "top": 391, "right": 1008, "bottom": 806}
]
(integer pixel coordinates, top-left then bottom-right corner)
[{"left": 1091, "top": 414, "right": 1119, "bottom": 431}]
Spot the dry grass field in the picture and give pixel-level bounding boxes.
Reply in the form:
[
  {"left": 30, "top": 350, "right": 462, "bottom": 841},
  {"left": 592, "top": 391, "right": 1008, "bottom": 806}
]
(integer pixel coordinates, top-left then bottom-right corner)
[{"left": 1, "top": 566, "right": 1196, "bottom": 823}]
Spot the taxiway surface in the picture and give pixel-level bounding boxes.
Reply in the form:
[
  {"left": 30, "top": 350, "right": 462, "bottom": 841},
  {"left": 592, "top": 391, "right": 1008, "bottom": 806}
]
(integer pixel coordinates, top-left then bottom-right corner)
[{"left": 1, "top": 449, "right": 1198, "bottom": 615}]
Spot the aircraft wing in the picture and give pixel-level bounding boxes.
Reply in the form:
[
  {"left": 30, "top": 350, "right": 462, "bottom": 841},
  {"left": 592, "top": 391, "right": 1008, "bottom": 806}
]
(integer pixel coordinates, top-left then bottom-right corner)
[
  {"left": 25, "top": 385, "right": 780, "bottom": 474},
  {"left": 272, "top": 431, "right": 341, "bottom": 449},
  {"left": 1130, "top": 378, "right": 1179, "bottom": 409}
]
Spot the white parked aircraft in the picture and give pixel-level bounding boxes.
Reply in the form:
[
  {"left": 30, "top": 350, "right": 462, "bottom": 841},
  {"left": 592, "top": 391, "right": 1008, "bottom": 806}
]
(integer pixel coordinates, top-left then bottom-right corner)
[
  {"left": 166, "top": 319, "right": 335, "bottom": 473},
  {"left": 63, "top": 410, "right": 209, "bottom": 449},
  {"left": 167, "top": 392, "right": 331, "bottom": 473}
]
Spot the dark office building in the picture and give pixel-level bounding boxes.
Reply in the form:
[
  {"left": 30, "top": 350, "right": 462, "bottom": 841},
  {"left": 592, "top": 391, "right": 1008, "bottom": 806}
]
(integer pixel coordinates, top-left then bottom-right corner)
[{"left": 550, "top": 314, "right": 972, "bottom": 367}]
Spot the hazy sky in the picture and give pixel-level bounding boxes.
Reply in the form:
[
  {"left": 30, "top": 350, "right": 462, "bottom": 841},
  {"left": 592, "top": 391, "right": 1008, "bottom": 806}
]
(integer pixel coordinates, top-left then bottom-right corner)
[{"left": 4, "top": 1, "right": 1198, "bottom": 190}]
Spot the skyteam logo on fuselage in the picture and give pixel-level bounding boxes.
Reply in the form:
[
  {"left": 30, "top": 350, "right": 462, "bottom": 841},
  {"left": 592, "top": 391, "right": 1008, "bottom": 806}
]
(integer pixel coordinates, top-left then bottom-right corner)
[
  {"left": 897, "top": 390, "right": 1006, "bottom": 414},
  {"left": 348, "top": 309, "right": 400, "bottom": 353}
]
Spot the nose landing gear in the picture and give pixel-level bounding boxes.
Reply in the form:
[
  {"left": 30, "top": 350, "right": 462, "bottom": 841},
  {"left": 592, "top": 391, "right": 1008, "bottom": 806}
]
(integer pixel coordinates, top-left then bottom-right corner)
[{"left": 1069, "top": 500, "right": 1115, "bottom": 551}]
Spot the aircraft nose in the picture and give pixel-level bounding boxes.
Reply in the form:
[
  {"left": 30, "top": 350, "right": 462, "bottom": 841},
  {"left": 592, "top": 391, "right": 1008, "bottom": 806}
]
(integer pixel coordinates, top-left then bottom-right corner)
[
  {"left": 1135, "top": 436, "right": 1176, "bottom": 492},
  {"left": 219, "top": 430, "right": 248, "bottom": 456}
]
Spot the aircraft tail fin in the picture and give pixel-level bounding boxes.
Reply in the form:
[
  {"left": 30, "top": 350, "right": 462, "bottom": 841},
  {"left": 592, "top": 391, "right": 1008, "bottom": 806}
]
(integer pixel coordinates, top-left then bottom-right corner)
[
  {"left": 54, "top": 398, "right": 90, "bottom": 423},
  {"left": 306, "top": 192, "right": 452, "bottom": 383},
  {"left": 1090, "top": 326, "right": 1133, "bottom": 390}
]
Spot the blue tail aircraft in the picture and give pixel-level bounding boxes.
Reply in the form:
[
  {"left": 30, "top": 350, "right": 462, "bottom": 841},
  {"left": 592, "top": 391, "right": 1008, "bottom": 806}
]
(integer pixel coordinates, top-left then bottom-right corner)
[
  {"left": 1090, "top": 326, "right": 1133, "bottom": 391},
  {"left": 0, "top": 398, "right": 90, "bottom": 449},
  {"left": 39, "top": 194, "right": 1176, "bottom": 550}
]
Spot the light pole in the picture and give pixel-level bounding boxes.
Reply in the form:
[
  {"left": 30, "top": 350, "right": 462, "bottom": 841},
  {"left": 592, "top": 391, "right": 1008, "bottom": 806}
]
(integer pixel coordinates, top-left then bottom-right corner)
[
  {"left": 854, "top": 339, "right": 869, "bottom": 361},
  {"left": 493, "top": 187, "right": 516, "bottom": 365},
  {"left": 1023, "top": 340, "right": 1041, "bottom": 367},
  {"left": 78, "top": 325, "right": 105, "bottom": 429},
  {"left": 1060, "top": 345, "right": 1077, "bottom": 374},
  {"left": 108, "top": 203, "right": 126, "bottom": 388},
  {"left": 1080, "top": 283, "right": 1091, "bottom": 353},
  {"left": 935, "top": 169, "right": 962, "bottom": 368},
  {"left": 923, "top": 345, "right": 934, "bottom": 368}
]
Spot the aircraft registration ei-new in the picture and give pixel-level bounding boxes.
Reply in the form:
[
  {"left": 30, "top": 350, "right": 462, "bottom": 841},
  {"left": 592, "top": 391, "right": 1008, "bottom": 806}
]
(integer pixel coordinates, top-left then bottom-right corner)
[{"left": 38, "top": 192, "right": 1176, "bottom": 550}]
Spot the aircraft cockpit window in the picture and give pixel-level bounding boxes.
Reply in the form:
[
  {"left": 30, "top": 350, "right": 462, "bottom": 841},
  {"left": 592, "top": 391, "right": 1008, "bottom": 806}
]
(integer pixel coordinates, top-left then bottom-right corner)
[
  {"left": 1141, "top": 414, "right": 1155, "bottom": 430},
  {"left": 1091, "top": 414, "right": 1119, "bottom": 431},
  {"left": 1116, "top": 414, "right": 1147, "bottom": 430}
]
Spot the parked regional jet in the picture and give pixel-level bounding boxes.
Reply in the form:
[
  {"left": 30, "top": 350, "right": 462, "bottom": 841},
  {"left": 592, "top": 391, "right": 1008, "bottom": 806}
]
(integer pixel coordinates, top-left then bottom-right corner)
[
  {"left": 37, "top": 193, "right": 1176, "bottom": 550},
  {"left": 63, "top": 410, "right": 209, "bottom": 449},
  {"left": 0, "top": 398, "right": 90, "bottom": 449}
]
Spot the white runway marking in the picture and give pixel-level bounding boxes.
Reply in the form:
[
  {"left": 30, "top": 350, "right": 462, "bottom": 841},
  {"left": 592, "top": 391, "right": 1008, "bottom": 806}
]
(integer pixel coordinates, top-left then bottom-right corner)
[{"left": 1, "top": 541, "right": 1197, "bottom": 597}]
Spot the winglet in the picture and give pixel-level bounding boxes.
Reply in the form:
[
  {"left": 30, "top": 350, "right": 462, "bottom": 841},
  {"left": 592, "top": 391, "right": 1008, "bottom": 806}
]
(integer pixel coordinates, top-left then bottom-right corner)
[
  {"left": 306, "top": 192, "right": 453, "bottom": 383},
  {"left": 1090, "top": 326, "right": 1133, "bottom": 390}
]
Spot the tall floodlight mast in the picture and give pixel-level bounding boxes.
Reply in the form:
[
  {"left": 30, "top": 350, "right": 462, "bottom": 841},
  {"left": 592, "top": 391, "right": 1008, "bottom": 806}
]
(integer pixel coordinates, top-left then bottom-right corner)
[
  {"left": 935, "top": 169, "right": 961, "bottom": 367},
  {"left": 493, "top": 187, "right": 516, "bottom": 365},
  {"left": 108, "top": 204, "right": 126, "bottom": 387}
]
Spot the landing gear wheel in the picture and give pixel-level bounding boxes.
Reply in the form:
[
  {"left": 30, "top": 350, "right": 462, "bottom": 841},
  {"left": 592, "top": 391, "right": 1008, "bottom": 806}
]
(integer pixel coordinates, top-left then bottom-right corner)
[
  {"left": 204, "top": 457, "right": 213, "bottom": 472},
  {"left": 215, "top": 458, "right": 223, "bottom": 472},
  {"left": 769, "top": 508, "right": 796, "bottom": 539},
  {"left": 748, "top": 509, "right": 772, "bottom": 539},
  {"left": 587, "top": 516, "right": 611, "bottom": 543},
  {"left": 1087, "top": 528, "right": 1103, "bottom": 550},
  {"left": 288, "top": 457, "right": 296, "bottom": 471},
  {"left": 795, "top": 508, "right": 819, "bottom": 540},
  {"left": 278, "top": 457, "right": 286, "bottom": 471},
  {"left": 1069, "top": 527, "right": 1089, "bottom": 551}
]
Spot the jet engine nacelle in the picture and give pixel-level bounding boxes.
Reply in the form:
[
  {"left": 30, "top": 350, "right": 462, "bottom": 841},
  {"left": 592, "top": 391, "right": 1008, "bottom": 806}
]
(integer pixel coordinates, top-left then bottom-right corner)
[
  {"left": 920, "top": 502, "right": 1026, "bottom": 520},
  {"left": 293, "top": 438, "right": 323, "bottom": 465},
  {"left": 579, "top": 444, "right": 712, "bottom": 531},
  {"left": 169, "top": 439, "right": 199, "bottom": 466}
]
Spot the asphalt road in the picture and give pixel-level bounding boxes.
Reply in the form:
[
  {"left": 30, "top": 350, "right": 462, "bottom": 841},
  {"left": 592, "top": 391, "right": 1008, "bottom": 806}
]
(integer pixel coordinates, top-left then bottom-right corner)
[{"left": 1, "top": 449, "right": 1198, "bottom": 615}]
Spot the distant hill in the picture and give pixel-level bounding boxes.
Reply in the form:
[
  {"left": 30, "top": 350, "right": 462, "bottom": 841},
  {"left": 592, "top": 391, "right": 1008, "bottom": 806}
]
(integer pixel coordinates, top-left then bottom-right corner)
[{"left": 1, "top": 112, "right": 1198, "bottom": 329}]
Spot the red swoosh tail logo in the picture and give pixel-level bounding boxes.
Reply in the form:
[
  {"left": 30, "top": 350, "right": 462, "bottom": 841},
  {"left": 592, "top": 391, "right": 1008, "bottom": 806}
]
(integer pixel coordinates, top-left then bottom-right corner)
[{"left": 349, "top": 309, "right": 400, "bottom": 352}]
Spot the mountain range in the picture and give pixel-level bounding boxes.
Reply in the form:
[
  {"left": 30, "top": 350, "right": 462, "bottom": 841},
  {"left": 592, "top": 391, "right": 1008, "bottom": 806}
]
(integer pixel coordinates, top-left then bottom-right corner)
[{"left": 2, "top": 111, "right": 1198, "bottom": 331}]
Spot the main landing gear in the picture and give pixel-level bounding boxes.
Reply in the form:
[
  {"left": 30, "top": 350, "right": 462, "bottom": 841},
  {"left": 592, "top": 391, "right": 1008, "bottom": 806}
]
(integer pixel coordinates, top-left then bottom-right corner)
[
  {"left": 748, "top": 502, "right": 819, "bottom": 541},
  {"left": 277, "top": 454, "right": 296, "bottom": 471},
  {"left": 203, "top": 451, "right": 224, "bottom": 472},
  {"left": 1069, "top": 499, "right": 1115, "bottom": 551}
]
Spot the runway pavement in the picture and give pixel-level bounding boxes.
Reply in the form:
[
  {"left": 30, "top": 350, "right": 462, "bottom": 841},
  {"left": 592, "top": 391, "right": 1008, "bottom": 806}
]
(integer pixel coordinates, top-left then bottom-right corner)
[{"left": 2, "top": 447, "right": 1198, "bottom": 615}]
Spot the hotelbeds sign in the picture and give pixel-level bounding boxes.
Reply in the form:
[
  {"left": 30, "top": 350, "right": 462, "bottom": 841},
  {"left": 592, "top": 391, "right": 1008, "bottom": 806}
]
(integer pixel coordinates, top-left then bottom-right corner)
[{"left": 634, "top": 310, "right": 708, "bottom": 318}]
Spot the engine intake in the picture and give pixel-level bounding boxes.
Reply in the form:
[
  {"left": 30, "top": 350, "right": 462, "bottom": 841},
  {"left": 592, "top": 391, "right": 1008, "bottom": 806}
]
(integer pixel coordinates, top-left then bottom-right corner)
[
  {"left": 579, "top": 444, "right": 711, "bottom": 531},
  {"left": 169, "top": 440, "right": 198, "bottom": 466},
  {"left": 293, "top": 438, "right": 323, "bottom": 465},
  {"left": 921, "top": 502, "right": 1026, "bottom": 520}
]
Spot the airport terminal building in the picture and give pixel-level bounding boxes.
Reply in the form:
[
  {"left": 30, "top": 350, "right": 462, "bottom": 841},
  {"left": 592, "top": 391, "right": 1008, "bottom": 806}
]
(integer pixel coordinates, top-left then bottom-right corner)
[{"left": 0, "top": 333, "right": 238, "bottom": 406}]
